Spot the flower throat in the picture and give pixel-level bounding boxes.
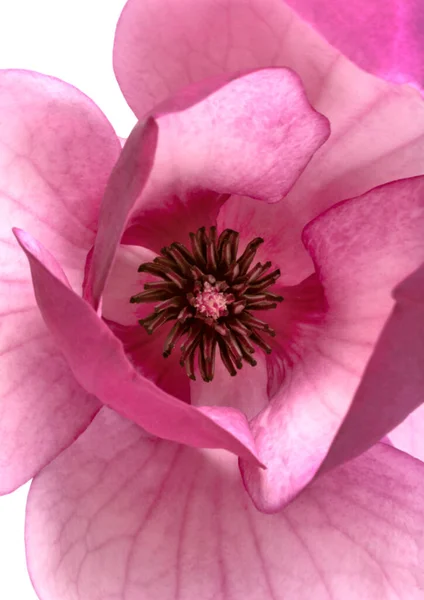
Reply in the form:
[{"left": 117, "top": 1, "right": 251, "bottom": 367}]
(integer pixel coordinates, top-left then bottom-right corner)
[{"left": 130, "top": 227, "right": 283, "bottom": 382}]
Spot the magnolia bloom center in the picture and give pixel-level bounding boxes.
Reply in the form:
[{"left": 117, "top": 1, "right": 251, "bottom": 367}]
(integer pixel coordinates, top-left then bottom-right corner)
[
  {"left": 130, "top": 226, "right": 283, "bottom": 382},
  {"left": 193, "top": 282, "right": 230, "bottom": 320}
]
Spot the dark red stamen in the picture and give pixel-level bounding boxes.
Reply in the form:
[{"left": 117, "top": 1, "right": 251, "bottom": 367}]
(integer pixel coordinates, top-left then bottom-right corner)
[{"left": 130, "top": 227, "right": 283, "bottom": 382}]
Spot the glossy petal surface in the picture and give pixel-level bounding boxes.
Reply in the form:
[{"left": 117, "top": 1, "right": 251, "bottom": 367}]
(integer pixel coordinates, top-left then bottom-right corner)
[
  {"left": 27, "top": 408, "right": 424, "bottom": 600},
  {"left": 321, "top": 262, "right": 424, "bottom": 474},
  {"left": 241, "top": 177, "right": 424, "bottom": 512},
  {"left": 15, "top": 230, "right": 262, "bottom": 464},
  {"left": 0, "top": 70, "right": 120, "bottom": 491}
]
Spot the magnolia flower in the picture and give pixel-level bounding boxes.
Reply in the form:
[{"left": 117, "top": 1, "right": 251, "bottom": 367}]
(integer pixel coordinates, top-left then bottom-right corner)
[{"left": 1, "top": 0, "right": 424, "bottom": 598}]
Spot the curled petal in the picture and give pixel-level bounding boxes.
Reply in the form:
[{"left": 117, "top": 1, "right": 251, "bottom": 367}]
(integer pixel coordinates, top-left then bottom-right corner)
[
  {"left": 123, "top": 68, "right": 329, "bottom": 253},
  {"left": 115, "top": 0, "right": 424, "bottom": 285},
  {"left": 26, "top": 409, "right": 424, "bottom": 600},
  {"left": 241, "top": 177, "right": 424, "bottom": 512},
  {"left": 15, "top": 229, "right": 263, "bottom": 464},
  {"left": 219, "top": 79, "right": 424, "bottom": 285},
  {"left": 83, "top": 118, "right": 158, "bottom": 310}
]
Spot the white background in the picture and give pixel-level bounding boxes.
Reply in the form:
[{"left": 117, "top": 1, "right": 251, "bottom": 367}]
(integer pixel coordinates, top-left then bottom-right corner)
[{"left": 0, "top": 1, "right": 135, "bottom": 597}]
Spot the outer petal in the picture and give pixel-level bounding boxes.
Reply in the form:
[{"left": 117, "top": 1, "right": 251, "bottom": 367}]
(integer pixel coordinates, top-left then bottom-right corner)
[
  {"left": 0, "top": 70, "right": 120, "bottom": 491},
  {"left": 113, "top": 0, "right": 338, "bottom": 117},
  {"left": 122, "top": 68, "right": 329, "bottom": 253},
  {"left": 15, "top": 229, "right": 262, "bottom": 464},
  {"left": 320, "top": 263, "right": 424, "bottom": 474},
  {"left": 286, "top": 0, "right": 424, "bottom": 88},
  {"left": 26, "top": 408, "right": 424, "bottom": 600},
  {"left": 240, "top": 177, "right": 424, "bottom": 512},
  {"left": 115, "top": 0, "right": 424, "bottom": 283}
]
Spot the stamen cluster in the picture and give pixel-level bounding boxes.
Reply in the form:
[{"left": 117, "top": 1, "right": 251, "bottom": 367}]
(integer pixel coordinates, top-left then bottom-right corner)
[{"left": 130, "top": 226, "right": 283, "bottom": 382}]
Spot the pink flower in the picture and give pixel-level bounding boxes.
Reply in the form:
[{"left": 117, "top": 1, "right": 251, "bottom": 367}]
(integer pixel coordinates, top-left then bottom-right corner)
[{"left": 1, "top": 0, "right": 424, "bottom": 598}]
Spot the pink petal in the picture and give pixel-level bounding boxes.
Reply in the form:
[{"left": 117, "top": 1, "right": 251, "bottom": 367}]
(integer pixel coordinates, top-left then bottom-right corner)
[
  {"left": 26, "top": 408, "right": 424, "bottom": 600},
  {"left": 107, "top": 320, "right": 191, "bottom": 404},
  {"left": 83, "top": 118, "right": 158, "bottom": 310},
  {"left": 115, "top": 0, "right": 424, "bottom": 284},
  {"left": 100, "top": 244, "right": 151, "bottom": 327},
  {"left": 218, "top": 80, "right": 424, "bottom": 285},
  {"left": 113, "top": 0, "right": 333, "bottom": 117},
  {"left": 388, "top": 405, "right": 424, "bottom": 462},
  {"left": 0, "top": 70, "right": 120, "bottom": 492},
  {"left": 0, "top": 70, "right": 120, "bottom": 270},
  {"left": 286, "top": 0, "right": 424, "bottom": 87},
  {"left": 15, "top": 229, "right": 263, "bottom": 464},
  {"left": 320, "top": 262, "right": 424, "bottom": 474},
  {"left": 122, "top": 68, "right": 329, "bottom": 253},
  {"left": 240, "top": 176, "right": 424, "bottom": 512},
  {"left": 190, "top": 352, "right": 269, "bottom": 420}
]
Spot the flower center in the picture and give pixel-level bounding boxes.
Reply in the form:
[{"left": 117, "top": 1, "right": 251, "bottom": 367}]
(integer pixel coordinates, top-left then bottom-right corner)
[
  {"left": 130, "top": 226, "right": 283, "bottom": 382},
  {"left": 193, "top": 282, "right": 229, "bottom": 321}
]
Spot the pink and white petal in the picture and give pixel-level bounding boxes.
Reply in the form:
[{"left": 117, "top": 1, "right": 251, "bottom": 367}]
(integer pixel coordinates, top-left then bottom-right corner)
[
  {"left": 83, "top": 119, "right": 158, "bottom": 310},
  {"left": 241, "top": 176, "right": 424, "bottom": 512},
  {"left": 113, "top": 0, "right": 337, "bottom": 117},
  {"left": 0, "top": 313, "right": 100, "bottom": 494},
  {"left": 123, "top": 68, "right": 329, "bottom": 253},
  {"left": 15, "top": 229, "right": 262, "bottom": 463},
  {"left": 0, "top": 70, "right": 120, "bottom": 279},
  {"left": 0, "top": 70, "right": 119, "bottom": 492},
  {"left": 219, "top": 77, "right": 424, "bottom": 284},
  {"left": 320, "top": 262, "right": 424, "bottom": 473},
  {"left": 114, "top": 0, "right": 424, "bottom": 195},
  {"left": 286, "top": 0, "right": 424, "bottom": 88},
  {"left": 114, "top": 0, "right": 424, "bottom": 284},
  {"left": 26, "top": 409, "right": 424, "bottom": 600}
]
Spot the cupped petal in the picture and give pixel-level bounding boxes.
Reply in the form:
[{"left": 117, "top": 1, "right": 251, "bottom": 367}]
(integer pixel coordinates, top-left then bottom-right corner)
[
  {"left": 107, "top": 320, "right": 191, "bottom": 405},
  {"left": 219, "top": 77, "right": 424, "bottom": 285},
  {"left": 286, "top": 0, "right": 424, "bottom": 88},
  {"left": 83, "top": 118, "right": 158, "bottom": 310},
  {"left": 114, "top": 0, "right": 424, "bottom": 285},
  {"left": 190, "top": 352, "right": 269, "bottom": 420},
  {"left": 240, "top": 176, "right": 424, "bottom": 512},
  {"left": 26, "top": 408, "right": 424, "bottom": 600},
  {"left": 15, "top": 229, "right": 263, "bottom": 464},
  {"left": 320, "top": 262, "right": 424, "bottom": 474},
  {"left": 0, "top": 70, "right": 120, "bottom": 492},
  {"left": 122, "top": 68, "right": 329, "bottom": 253}
]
